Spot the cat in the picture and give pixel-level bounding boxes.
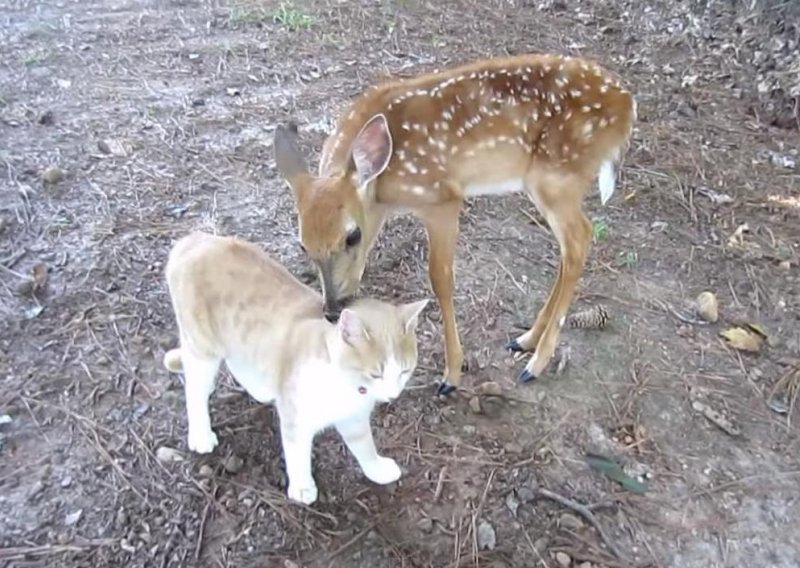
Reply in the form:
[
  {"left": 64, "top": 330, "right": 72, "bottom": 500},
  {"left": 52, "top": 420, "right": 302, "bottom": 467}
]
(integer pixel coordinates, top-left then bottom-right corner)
[{"left": 161, "top": 231, "right": 428, "bottom": 505}]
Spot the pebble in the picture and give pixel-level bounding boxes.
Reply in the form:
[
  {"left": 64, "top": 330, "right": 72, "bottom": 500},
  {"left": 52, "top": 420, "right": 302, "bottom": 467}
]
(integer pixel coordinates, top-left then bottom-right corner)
[
  {"left": 155, "top": 446, "right": 184, "bottom": 463},
  {"left": 476, "top": 520, "right": 496, "bottom": 550},
  {"left": 41, "top": 165, "right": 64, "bottom": 184},
  {"left": 64, "top": 509, "right": 83, "bottom": 526},
  {"left": 578, "top": 563, "right": 593, "bottom": 568},
  {"left": 478, "top": 381, "right": 502, "bottom": 396},
  {"left": 463, "top": 425, "right": 477, "bottom": 435},
  {"left": 417, "top": 517, "right": 433, "bottom": 532},
  {"left": 198, "top": 464, "right": 214, "bottom": 478},
  {"left": 469, "top": 397, "right": 482, "bottom": 414},
  {"left": 517, "top": 487, "right": 535, "bottom": 502},
  {"left": 224, "top": 455, "right": 244, "bottom": 474},
  {"left": 60, "top": 475, "right": 73, "bottom": 488},
  {"left": 559, "top": 512, "right": 584, "bottom": 531},
  {"left": 504, "top": 442, "right": 523, "bottom": 454},
  {"left": 555, "top": 551, "right": 572, "bottom": 567}
]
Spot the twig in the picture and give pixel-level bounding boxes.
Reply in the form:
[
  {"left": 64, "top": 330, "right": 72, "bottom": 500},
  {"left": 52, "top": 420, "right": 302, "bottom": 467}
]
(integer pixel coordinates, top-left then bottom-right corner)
[
  {"left": 195, "top": 487, "right": 215, "bottom": 562},
  {"left": 536, "top": 487, "right": 628, "bottom": 562}
]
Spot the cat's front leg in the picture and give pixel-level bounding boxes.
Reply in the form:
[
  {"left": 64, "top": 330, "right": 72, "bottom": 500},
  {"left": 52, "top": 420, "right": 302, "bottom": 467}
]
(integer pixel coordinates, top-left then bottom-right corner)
[
  {"left": 335, "top": 414, "right": 401, "bottom": 485},
  {"left": 279, "top": 416, "right": 318, "bottom": 505}
]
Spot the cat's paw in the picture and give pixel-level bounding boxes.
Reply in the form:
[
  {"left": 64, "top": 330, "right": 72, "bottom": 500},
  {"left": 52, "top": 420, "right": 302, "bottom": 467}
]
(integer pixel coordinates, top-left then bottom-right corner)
[
  {"left": 287, "top": 483, "right": 318, "bottom": 505},
  {"left": 188, "top": 429, "right": 218, "bottom": 454},
  {"left": 363, "top": 457, "right": 402, "bottom": 485}
]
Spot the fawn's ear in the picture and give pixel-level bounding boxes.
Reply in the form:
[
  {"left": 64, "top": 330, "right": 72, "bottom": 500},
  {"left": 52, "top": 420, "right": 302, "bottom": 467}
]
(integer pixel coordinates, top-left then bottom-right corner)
[
  {"left": 399, "top": 299, "right": 429, "bottom": 334},
  {"left": 338, "top": 308, "right": 368, "bottom": 345},
  {"left": 351, "top": 114, "right": 393, "bottom": 188},
  {"left": 274, "top": 122, "right": 311, "bottom": 198}
]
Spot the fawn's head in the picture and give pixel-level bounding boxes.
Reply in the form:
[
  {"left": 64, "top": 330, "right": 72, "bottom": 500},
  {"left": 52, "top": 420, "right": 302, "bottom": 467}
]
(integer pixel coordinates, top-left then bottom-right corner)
[
  {"left": 330, "top": 297, "right": 429, "bottom": 403},
  {"left": 274, "top": 116, "right": 393, "bottom": 321}
]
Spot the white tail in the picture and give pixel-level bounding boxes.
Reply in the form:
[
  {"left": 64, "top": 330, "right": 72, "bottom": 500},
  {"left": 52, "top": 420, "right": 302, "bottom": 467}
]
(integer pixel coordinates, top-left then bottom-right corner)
[{"left": 274, "top": 53, "right": 636, "bottom": 393}]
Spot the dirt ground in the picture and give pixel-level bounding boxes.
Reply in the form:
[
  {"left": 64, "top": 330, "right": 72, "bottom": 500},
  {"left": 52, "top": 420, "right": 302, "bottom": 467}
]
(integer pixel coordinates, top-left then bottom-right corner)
[{"left": 2, "top": 0, "right": 799, "bottom": 567}]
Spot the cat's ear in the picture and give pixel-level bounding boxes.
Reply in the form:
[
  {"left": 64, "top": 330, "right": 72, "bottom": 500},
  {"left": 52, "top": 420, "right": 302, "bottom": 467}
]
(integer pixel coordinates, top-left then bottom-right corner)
[
  {"left": 338, "top": 308, "right": 367, "bottom": 345},
  {"left": 399, "top": 299, "right": 429, "bottom": 334}
]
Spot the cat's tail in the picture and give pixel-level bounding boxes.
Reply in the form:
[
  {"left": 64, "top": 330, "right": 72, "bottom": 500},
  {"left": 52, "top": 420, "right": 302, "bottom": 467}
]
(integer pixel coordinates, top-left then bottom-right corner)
[{"left": 163, "top": 348, "right": 184, "bottom": 373}]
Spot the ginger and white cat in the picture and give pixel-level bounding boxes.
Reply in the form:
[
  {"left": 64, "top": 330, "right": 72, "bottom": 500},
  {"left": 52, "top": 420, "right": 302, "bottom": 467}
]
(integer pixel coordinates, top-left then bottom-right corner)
[{"left": 162, "top": 231, "right": 428, "bottom": 505}]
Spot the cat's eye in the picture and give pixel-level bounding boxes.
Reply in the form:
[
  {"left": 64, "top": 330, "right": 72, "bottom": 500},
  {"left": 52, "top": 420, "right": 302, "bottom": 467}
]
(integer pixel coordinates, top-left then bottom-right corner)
[
  {"left": 345, "top": 227, "right": 362, "bottom": 248},
  {"left": 369, "top": 373, "right": 383, "bottom": 381}
]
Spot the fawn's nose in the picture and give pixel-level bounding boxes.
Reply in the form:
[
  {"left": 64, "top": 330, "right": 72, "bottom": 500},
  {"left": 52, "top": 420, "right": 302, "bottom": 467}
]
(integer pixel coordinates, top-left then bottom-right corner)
[{"left": 323, "top": 296, "right": 354, "bottom": 323}]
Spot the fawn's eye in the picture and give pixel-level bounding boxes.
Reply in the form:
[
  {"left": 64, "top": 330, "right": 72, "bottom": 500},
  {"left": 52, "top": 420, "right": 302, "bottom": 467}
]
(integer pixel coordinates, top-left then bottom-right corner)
[{"left": 345, "top": 227, "right": 362, "bottom": 248}]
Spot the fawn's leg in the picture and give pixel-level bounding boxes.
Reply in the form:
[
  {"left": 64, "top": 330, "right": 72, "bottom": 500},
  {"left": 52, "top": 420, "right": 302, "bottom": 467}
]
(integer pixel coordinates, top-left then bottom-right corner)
[
  {"left": 278, "top": 408, "right": 318, "bottom": 505},
  {"left": 418, "top": 201, "right": 465, "bottom": 396},
  {"left": 181, "top": 349, "right": 221, "bottom": 453},
  {"left": 335, "top": 413, "right": 401, "bottom": 485},
  {"left": 514, "top": 172, "right": 593, "bottom": 382}
]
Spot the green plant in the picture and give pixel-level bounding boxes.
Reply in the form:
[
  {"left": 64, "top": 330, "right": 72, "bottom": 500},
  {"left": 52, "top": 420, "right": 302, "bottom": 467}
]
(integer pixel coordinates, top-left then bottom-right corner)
[
  {"left": 618, "top": 250, "right": 638, "bottom": 269},
  {"left": 273, "top": 2, "right": 312, "bottom": 30},
  {"left": 592, "top": 219, "right": 609, "bottom": 241}
]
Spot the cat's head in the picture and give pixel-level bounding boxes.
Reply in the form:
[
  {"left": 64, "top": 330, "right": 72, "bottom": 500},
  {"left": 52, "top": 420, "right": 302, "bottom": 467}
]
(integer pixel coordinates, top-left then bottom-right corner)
[{"left": 331, "top": 297, "right": 429, "bottom": 403}]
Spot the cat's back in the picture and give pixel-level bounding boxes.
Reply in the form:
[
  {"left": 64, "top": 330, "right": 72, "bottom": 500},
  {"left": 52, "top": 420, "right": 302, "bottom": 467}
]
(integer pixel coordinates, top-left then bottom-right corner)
[{"left": 166, "top": 232, "right": 322, "bottom": 334}]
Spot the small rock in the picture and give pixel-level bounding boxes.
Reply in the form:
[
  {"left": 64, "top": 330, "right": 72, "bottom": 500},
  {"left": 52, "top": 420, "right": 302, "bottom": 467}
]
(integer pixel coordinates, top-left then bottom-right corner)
[
  {"left": 37, "top": 110, "right": 54, "bottom": 125},
  {"left": 60, "top": 475, "right": 73, "bottom": 488},
  {"left": 191, "top": 98, "right": 206, "bottom": 107},
  {"left": 226, "top": 87, "right": 241, "bottom": 96},
  {"left": 578, "top": 563, "right": 593, "bottom": 568},
  {"left": 41, "top": 165, "right": 64, "bottom": 184},
  {"left": 417, "top": 517, "right": 433, "bottom": 532},
  {"left": 0, "top": 414, "right": 11, "bottom": 425},
  {"left": 469, "top": 396, "right": 482, "bottom": 414},
  {"left": 476, "top": 520, "right": 496, "bottom": 550},
  {"left": 695, "top": 291, "right": 719, "bottom": 323},
  {"left": 15, "top": 279, "right": 35, "bottom": 297},
  {"left": 224, "top": 455, "right": 244, "bottom": 474},
  {"left": 533, "top": 536, "right": 549, "bottom": 552},
  {"left": 198, "top": 464, "right": 214, "bottom": 478},
  {"left": 555, "top": 551, "right": 572, "bottom": 567},
  {"left": 0, "top": 217, "right": 6, "bottom": 233},
  {"left": 478, "top": 381, "right": 502, "bottom": 396},
  {"left": 27, "top": 480, "right": 45, "bottom": 501},
  {"left": 504, "top": 442, "right": 523, "bottom": 454},
  {"left": 65, "top": 509, "right": 83, "bottom": 526},
  {"left": 517, "top": 486, "right": 535, "bottom": 502},
  {"left": 463, "top": 425, "right": 476, "bottom": 435},
  {"left": 155, "top": 446, "right": 184, "bottom": 463},
  {"left": 505, "top": 492, "right": 520, "bottom": 516},
  {"left": 558, "top": 513, "right": 584, "bottom": 531},
  {"left": 97, "top": 139, "right": 127, "bottom": 157}
]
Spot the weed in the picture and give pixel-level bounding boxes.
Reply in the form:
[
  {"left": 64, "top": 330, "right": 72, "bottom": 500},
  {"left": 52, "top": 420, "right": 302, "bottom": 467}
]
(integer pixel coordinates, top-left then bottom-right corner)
[
  {"left": 592, "top": 219, "right": 609, "bottom": 241},
  {"left": 273, "top": 2, "right": 312, "bottom": 30},
  {"left": 618, "top": 250, "right": 638, "bottom": 269}
]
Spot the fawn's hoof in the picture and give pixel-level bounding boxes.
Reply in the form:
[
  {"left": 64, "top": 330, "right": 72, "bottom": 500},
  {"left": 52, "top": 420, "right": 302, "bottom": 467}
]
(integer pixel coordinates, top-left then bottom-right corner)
[
  {"left": 517, "top": 368, "right": 538, "bottom": 383},
  {"left": 436, "top": 381, "right": 457, "bottom": 397}
]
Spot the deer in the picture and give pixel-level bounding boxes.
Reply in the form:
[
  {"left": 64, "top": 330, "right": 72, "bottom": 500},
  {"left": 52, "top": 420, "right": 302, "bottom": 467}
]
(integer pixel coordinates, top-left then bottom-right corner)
[{"left": 273, "top": 53, "right": 636, "bottom": 396}]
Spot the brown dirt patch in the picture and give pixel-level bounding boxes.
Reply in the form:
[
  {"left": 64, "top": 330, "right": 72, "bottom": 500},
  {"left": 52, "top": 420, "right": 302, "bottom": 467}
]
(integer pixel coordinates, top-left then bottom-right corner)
[{"left": 2, "top": 1, "right": 799, "bottom": 567}]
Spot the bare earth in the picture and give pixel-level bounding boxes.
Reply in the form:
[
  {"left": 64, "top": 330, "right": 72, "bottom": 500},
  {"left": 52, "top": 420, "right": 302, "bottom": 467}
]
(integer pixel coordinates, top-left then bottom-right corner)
[{"left": 1, "top": 1, "right": 799, "bottom": 567}]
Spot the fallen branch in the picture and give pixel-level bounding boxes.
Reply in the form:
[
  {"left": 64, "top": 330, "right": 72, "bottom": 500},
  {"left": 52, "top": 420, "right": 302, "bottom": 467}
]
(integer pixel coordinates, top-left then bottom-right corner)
[{"left": 535, "top": 487, "right": 628, "bottom": 562}]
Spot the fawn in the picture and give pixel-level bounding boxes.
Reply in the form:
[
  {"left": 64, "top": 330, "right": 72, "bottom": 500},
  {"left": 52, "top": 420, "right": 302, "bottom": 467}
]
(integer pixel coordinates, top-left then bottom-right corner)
[
  {"left": 273, "top": 53, "right": 636, "bottom": 395},
  {"left": 162, "top": 231, "right": 428, "bottom": 504}
]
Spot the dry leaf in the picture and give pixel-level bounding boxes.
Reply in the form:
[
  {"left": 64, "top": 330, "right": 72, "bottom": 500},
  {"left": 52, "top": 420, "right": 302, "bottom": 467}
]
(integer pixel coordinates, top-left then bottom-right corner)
[
  {"left": 695, "top": 291, "right": 718, "bottom": 322},
  {"left": 32, "top": 262, "right": 48, "bottom": 294},
  {"left": 721, "top": 326, "right": 763, "bottom": 353},
  {"left": 745, "top": 322, "right": 768, "bottom": 339}
]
